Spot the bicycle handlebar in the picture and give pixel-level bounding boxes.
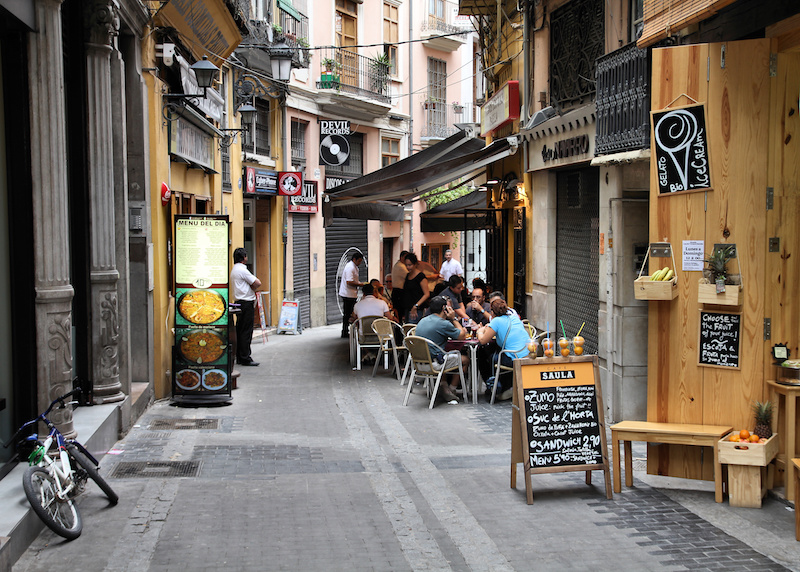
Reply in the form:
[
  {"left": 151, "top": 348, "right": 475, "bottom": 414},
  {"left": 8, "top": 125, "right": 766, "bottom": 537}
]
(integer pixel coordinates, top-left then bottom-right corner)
[{"left": 2, "top": 388, "right": 83, "bottom": 448}]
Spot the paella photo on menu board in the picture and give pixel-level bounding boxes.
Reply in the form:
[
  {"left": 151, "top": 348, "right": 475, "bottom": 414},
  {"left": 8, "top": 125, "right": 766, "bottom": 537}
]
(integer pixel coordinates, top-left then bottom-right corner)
[
  {"left": 176, "top": 287, "right": 228, "bottom": 326},
  {"left": 177, "top": 328, "right": 228, "bottom": 365}
]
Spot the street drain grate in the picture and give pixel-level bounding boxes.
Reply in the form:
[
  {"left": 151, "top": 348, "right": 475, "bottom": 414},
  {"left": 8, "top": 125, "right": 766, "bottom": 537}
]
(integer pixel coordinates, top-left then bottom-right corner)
[
  {"left": 110, "top": 461, "right": 200, "bottom": 479},
  {"left": 148, "top": 418, "right": 219, "bottom": 431}
]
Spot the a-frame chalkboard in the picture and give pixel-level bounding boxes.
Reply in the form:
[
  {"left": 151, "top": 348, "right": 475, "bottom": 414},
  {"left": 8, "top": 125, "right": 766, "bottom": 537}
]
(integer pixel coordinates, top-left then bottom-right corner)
[{"left": 511, "top": 355, "right": 612, "bottom": 504}]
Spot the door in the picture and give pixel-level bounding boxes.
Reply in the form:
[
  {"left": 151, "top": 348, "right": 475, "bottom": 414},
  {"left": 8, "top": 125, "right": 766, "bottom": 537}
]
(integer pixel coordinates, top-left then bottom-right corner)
[
  {"left": 647, "top": 39, "right": 772, "bottom": 480},
  {"left": 325, "top": 218, "right": 368, "bottom": 324}
]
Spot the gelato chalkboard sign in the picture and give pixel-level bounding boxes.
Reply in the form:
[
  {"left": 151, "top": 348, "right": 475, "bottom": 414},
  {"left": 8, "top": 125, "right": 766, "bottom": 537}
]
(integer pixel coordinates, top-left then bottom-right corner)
[
  {"left": 511, "top": 356, "right": 612, "bottom": 504},
  {"left": 652, "top": 104, "right": 712, "bottom": 195},
  {"left": 699, "top": 310, "right": 741, "bottom": 369}
]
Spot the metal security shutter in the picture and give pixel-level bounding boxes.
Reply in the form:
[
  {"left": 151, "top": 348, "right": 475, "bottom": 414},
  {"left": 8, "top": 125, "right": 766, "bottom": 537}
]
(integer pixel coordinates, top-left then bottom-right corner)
[
  {"left": 325, "top": 218, "right": 368, "bottom": 324},
  {"left": 292, "top": 214, "right": 311, "bottom": 330},
  {"left": 556, "top": 168, "right": 599, "bottom": 353}
]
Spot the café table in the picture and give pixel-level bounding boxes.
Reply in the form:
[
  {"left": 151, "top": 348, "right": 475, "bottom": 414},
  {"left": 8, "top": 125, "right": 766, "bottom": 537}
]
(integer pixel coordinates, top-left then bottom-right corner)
[{"left": 444, "top": 338, "right": 482, "bottom": 404}]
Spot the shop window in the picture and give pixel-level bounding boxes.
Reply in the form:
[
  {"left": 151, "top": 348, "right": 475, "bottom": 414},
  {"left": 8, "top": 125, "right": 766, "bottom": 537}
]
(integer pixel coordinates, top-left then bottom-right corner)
[
  {"left": 631, "top": 0, "right": 644, "bottom": 41},
  {"left": 383, "top": 3, "right": 399, "bottom": 75},
  {"left": 242, "top": 99, "right": 271, "bottom": 157},
  {"left": 221, "top": 147, "right": 232, "bottom": 193},
  {"left": 422, "top": 243, "right": 449, "bottom": 271},
  {"left": 291, "top": 119, "right": 307, "bottom": 165},
  {"left": 382, "top": 137, "right": 400, "bottom": 167}
]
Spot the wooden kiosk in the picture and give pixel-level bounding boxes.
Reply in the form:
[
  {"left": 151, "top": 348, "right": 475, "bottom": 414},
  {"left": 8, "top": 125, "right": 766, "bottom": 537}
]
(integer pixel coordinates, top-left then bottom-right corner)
[{"left": 511, "top": 355, "right": 612, "bottom": 504}]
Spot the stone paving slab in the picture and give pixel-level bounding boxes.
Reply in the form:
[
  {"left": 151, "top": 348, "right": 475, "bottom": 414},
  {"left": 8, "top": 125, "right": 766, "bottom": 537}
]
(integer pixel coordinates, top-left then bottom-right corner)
[{"left": 13, "top": 325, "right": 800, "bottom": 572}]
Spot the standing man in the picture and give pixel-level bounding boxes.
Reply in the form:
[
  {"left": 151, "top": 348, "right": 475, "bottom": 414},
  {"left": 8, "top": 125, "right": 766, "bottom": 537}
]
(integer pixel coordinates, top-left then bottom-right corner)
[
  {"left": 439, "top": 249, "right": 463, "bottom": 282},
  {"left": 339, "top": 252, "right": 365, "bottom": 338},
  {"left": 230, "top": 247, "right": 262, "bottom": 366},
  {"left": 391, "top": 250, "right": 409, "bottom": 322}
]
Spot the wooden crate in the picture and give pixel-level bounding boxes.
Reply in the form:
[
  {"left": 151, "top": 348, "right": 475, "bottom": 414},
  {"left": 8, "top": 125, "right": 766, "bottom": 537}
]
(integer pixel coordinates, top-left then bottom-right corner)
[
  {"left": 719, "top": 433, "right": 779, "bottom": 508},
  {"left": 698, "top": 283, "right": 743, "bottom": 306},
  {"left": 634, "top": 276, "right": 677, "bottom": 300}
]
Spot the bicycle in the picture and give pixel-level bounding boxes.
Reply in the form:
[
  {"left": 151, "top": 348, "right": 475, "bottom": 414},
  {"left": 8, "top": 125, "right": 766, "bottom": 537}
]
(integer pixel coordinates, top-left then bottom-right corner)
[{"left": 3, "top": 388, "right": 118, "bottom": 540}]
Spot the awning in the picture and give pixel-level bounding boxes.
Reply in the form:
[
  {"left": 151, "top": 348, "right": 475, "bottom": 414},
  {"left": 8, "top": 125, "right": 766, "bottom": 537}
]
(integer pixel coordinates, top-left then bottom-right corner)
[
  {"left": 420, "top": 190, "right": 499, "bottom": 232},
  {"left": 325, "top": 128, "right": 519, "bottom": 221}
]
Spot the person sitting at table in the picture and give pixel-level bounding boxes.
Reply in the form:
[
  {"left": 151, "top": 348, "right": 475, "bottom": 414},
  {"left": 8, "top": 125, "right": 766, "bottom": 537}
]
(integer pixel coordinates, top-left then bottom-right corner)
[
  {"left": 414, "top": 296, "right": 470, "bottom": 403},
  {"left": 371, "top": 277, "right": 400, "bottom": 323},
  {"left": 466, "top": 287, "right": 491, "bottom": 326},
  {"left": 351, "top": 283, "right": 395, "bottom": 323},
  {"left": 403, "top": 252, "right": 431, "bottom": 324},
  {"left": 439, "top": 275, "right": 473, "bottom": 325},
  {"left": 475, "top": 296, "right": 530, "bottom": 402}
]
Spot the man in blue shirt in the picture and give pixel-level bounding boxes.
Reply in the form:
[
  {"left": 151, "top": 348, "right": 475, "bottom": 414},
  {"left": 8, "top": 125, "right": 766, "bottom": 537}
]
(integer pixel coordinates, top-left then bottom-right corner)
[{"left": 415, "top": 296, "right": 469, "bottom": 402}]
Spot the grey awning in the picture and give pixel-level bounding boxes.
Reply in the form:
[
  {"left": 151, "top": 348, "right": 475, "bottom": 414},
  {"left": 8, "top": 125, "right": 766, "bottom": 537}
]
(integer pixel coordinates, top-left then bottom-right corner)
[
  {"left": 325, "top": 129, "right": 518, "bottom": 221},
  {"left": 420, "top": 190, "right": 498, "bottom": 232}
]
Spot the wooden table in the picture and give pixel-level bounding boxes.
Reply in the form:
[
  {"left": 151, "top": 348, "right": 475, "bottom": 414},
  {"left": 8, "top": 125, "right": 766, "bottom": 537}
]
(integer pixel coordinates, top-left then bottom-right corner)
[
  {"left": 611, "top": 421, "right": 732, "bottom": 503},
  {"left": 445, "top": 339, "right": 481, "bottom": 404},
  {"left": 767, "top": 380, "right": 800, "bottom": 501}
]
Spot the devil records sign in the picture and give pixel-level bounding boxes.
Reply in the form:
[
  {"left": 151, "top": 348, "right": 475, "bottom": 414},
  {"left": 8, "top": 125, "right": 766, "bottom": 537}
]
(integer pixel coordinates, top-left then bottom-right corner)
[{"left": 320, "top": 120, "right": 351, "bottom": 166}]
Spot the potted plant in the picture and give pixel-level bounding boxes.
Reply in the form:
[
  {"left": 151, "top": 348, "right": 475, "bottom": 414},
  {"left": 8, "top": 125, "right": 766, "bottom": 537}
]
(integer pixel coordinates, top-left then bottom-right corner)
[
  {"left": 320, "top": 58, "right": 340, "bottom": 89},
  {"left": 370, "top": 53, "right": 391, "bottom": 92},
  {"left": 452, "top": 101, "right": 464, "bottom": 113},
  {"left": 271, "top": 23, "right": 283, "bottom": 41},
  {"left": 423, "top": 96, "right": 441, "bottom": 109},
  {"left": 699, "top": 244, "right": 742, "bottom": 305}
]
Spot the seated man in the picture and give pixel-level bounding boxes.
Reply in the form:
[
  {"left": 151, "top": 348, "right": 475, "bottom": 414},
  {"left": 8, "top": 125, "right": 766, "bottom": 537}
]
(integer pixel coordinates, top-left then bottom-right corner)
[
  {"left": 465, "top": 287, "right": 491, "bottom": 326},
  {"left": 352, "top": 283, "right": 395, "bottom": 323},
  {"left": 439, "top": 275, "right": 472, "bottom": 324},
  {"left": 414, "top": 296, "right": 470, "bottom": 403}
]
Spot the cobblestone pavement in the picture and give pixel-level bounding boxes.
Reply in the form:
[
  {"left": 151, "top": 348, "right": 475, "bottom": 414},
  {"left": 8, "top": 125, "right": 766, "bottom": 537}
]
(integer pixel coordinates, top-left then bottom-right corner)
[{"left": 14, "top": 325, "right": 800, "bottom": 572}]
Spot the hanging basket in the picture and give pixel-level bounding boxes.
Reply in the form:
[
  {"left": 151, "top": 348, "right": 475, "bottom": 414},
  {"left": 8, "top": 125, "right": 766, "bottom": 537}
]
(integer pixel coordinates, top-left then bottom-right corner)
[{"left": 634, "top": 243, "right": 678, "bottom": 301}]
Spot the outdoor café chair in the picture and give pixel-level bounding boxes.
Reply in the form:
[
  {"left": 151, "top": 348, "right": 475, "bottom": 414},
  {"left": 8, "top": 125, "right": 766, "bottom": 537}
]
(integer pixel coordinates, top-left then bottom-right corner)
[
  {"left": 371, "top": 318, "right": 406, "bottom": 380},
  {"left": 402, "top": 335, "right": 465, "bottom": 409},
  {"left": 349, "top": 316, "right": 382, "bottom": 370}
]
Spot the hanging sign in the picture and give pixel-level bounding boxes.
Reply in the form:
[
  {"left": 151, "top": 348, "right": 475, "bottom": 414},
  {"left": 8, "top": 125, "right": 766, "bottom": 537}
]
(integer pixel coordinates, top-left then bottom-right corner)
[
  {"left": 278, "top": 171, "right": 303, "bottom": 196},
  {"left": 289, "top": 180, "right": 319, "bottom": 213},
  {"left": 244, "top": 167, "right": 278, "bottom": 195},
  {"left": 480, "top": 80, "right": 520, "bottom": 136},
  {"left": 319, "top": 120, "right": 351, "bottom": 166},
  {"left": 652, "top": 103, "right": 712, "bottom": 195},
  {"left": 511, "top": 355, "right": 612, "bottom": 504}
]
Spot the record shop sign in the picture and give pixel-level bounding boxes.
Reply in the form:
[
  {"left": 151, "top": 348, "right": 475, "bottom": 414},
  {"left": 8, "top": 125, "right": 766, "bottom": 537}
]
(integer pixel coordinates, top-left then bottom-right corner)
[{"left": 320, "top": 120, "right": 350, "bottom": 136}]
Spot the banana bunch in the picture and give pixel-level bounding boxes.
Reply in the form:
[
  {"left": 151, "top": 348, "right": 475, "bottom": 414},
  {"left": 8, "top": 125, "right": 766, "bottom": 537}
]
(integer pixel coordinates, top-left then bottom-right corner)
[{"left": 650, "top": 267, "right": 674, "bottom": 281}]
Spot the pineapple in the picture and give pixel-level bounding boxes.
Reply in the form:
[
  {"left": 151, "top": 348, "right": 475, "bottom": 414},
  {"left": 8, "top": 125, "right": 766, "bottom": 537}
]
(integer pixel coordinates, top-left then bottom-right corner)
[
  {"left": 705, "top": 245, "right": 735, "bottom": 284},
  {"left": 752, "top": 400, "right": 773, "bottom": 439}
]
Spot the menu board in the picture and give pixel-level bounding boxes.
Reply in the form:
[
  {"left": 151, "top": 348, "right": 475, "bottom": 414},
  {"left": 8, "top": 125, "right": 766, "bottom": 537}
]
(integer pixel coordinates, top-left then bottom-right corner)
[
  {"left": 698, "top": 310, "right": 741, "bottom": 369},
  {"left": 278, "top": 300, "right": 300, "bottom": 334},
  {"left": 652, "top": 103, "right": 712, "bottom": 195},
  {"left": 511, "top": 356, "right": 612, "bottom": 504},
  {"left": 172, "top": 215, "right": 232, "bottom": 403}
]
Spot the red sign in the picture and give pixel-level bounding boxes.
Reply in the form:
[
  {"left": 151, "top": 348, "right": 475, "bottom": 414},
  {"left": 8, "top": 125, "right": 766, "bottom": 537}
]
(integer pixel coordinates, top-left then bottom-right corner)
[
  {"left": 288, "top": 180, "right": 319, "bottom": 214},
  {"left": 278, "top": 171, "right": 303, "bottom": 196},
  {"left": 480, "top": 80, "right": 520, "bottom": 136},
  {"left": 245, "top": 167, "right": 255, "bottom": 194}
]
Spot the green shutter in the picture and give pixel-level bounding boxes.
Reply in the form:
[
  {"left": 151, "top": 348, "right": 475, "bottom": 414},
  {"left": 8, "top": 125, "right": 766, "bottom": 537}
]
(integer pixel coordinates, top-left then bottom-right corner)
[{"left": 277, "top": 0, "right": 301, "bottom": 21}]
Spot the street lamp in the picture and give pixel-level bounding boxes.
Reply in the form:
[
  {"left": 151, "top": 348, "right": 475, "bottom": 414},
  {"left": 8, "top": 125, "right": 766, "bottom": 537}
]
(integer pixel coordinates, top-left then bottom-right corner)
[
  {"left": 162, "top": 55, "right": 221, "bottom": 120},
  {"left": 268, "top": 39, "right": 294, "bottom": 84}
]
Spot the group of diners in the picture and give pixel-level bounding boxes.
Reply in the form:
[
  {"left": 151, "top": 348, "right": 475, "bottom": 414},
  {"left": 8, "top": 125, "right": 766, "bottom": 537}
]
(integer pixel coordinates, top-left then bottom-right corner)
[{"left": 341, "top": 250, "right": 533, "bottom": 406}]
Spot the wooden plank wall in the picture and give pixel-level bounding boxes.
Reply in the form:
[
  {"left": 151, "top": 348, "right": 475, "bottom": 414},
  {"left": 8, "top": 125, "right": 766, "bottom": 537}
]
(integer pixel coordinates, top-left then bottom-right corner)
[{"left": 647, "top": 39, "right": 771, "bottom": 480}]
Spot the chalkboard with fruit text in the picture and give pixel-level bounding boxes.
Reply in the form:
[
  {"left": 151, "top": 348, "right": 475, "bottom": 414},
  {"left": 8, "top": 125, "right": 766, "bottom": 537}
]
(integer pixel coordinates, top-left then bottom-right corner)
[
  {"left": 651, "top": 103, "right": 712, "bottom": 195},
  {"left": 698, "top": 310, "right": 741, "bottom": 369}
]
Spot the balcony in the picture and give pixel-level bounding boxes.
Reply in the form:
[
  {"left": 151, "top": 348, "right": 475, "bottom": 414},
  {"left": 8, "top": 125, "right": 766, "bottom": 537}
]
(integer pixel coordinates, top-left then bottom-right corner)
[
  {"left": 420, "top": 4, "right": 470, "bottom": 52},
  {"left": 595, "top": 42, "right": 650, "bottom": 155},
  {"left": 276, "top": 5, "right": 310, "bottom": 68},
  {"left": 420, "top": 100, "right": 473, "bottom": 141},
  {"left": 315, "top": 47, "right": 393, "bottom": 120}
]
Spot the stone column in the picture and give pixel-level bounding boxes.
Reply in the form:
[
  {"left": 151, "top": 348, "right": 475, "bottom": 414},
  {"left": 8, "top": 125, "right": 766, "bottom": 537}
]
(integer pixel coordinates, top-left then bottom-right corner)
[
  {"left": 85, "top": 0, "right": 124, "bottom": 404},
  {"left": 29, "top": 0, "right": 75, "bottom": 436}
]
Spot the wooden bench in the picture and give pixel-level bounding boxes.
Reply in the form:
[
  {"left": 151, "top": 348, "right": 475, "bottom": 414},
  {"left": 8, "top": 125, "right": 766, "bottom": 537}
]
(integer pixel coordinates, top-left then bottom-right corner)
[{"left": 610, "top": 421, "right": 732, "bottom": 503}]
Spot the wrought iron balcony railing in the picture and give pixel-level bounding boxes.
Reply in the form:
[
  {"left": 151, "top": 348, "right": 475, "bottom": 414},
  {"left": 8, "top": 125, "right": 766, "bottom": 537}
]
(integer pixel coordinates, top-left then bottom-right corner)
[
  {"left": 421, "top": 0, "right": 470, "bottom": 34},
  {"left": 595, "top": 42, "right": 650, "bottom": 155},
  {"left": 420, "top": 100, "right": 471, "bottom": 139},
  {"left": 316, "top": 47, "right": 391, "bottom": 104}
]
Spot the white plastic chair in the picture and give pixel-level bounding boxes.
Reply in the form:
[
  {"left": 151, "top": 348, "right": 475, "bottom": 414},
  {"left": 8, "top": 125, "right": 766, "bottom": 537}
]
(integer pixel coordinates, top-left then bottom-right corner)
[
  {"left": 349, "top": 316, "right": 382, "bottom": 370},
  {"left": 399, "top": 325, "right": 416, "bottom": 385},
  {"left": 371, "top": 318, "right": 406, "bottom": 380},
  {"left": 402, "top": 335, "right": 465, "bottom": 409}
]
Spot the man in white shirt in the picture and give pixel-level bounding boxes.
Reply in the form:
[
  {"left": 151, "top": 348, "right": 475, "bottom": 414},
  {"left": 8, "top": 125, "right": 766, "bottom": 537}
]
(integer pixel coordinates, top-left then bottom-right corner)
[
  {"left": 352, "top": 283, "right": 395, "bottom": 322},
  {"left": 339, "top": 252, "right": 364, "bottom": 338},
  {"left": 230, "top": 248, "right": 262, "bottom": 366},
  {"left": 439, "top": 249, "right": 463, "bottom": 282}
]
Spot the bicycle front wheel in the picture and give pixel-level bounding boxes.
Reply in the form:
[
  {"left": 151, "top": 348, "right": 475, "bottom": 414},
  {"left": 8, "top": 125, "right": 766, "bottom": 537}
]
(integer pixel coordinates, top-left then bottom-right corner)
[
  {"left": 22, "top": 465, "right": 82, "bottom": 540},
  {"left": 66, "top": 443, "right": 118, "bottom": 504}
]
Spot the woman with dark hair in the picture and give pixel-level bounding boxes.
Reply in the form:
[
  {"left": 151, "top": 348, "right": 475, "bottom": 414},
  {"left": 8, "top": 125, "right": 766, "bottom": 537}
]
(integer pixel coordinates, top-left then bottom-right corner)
[
  {"left": 475, "top": 297, "right": 530, "bottom": 401},
  {"left": 402, "top": 252, "right": 430, "bottom": 324}
]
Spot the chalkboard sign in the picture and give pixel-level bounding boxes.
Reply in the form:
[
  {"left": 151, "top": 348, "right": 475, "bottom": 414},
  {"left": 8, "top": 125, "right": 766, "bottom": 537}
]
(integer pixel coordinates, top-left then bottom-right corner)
[
  {"left": 511, "top": 356, "right": 612, "bottom": 504},
  {"left": 652, "top": 103, "right": 712, "bottom": 195},
  {"left": 699, "top": 310, "right": 740, "bottom": 369}
]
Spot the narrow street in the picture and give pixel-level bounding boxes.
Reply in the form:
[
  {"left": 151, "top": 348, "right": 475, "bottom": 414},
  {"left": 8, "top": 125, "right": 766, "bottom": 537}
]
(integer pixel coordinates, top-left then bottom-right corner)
[{"left": 14, "top": 325, "right": 800, "bottom": 572}]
